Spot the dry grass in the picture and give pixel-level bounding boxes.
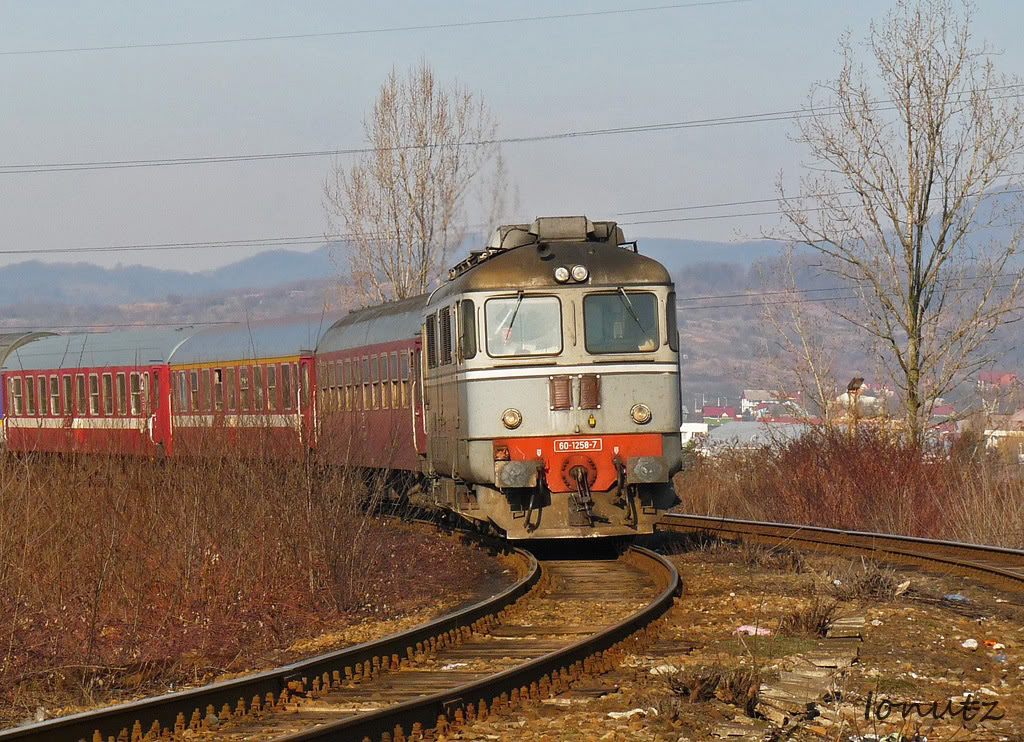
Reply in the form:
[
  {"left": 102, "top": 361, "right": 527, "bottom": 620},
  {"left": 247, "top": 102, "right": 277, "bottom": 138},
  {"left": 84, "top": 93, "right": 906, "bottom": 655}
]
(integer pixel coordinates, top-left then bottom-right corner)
[
  {"left": 658, "top": 665, "right": 762, "bottom": 716},
  {"left": 0, "top": 436, "right": 495, "bottom": 725},
  {"left": 777, "top": 597, "right": 840, "bottom": 638},
  {"left": 674, "top": 427, "right": 1024, "bottom": 547}
]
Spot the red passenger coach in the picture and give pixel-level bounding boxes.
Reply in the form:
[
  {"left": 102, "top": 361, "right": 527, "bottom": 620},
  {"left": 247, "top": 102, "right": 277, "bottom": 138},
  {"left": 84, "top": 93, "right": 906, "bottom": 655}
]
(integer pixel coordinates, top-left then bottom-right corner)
[
  {"left": 316, "top": 297, "right": 427, "bottom": 473},
  {"left": 1, "top": 329, "right": 188, "bottom": 455},
  {"left": 166, "top": 318, "right": 327, "bottom": 458}
]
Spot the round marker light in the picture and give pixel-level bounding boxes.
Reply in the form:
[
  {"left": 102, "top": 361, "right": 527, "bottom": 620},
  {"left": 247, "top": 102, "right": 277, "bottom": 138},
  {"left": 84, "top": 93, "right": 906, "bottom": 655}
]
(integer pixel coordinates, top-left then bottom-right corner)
[
  {"left": 630, "top": 403, "right": 652, "bottom": 425},
  {"left": 571, "top": 264, "right": 589, "bottom": 282},
  {"left": 502, "top": 408, "right": 523, "bottom": 429},
  {"left": 553, "top": 266, "right": 570, "bottom": 283}
]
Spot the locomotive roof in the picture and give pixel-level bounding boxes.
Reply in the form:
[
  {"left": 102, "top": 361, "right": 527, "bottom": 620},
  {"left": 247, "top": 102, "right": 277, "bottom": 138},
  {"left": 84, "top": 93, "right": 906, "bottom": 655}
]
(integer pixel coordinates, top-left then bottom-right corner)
[
  {"left": 2, "top": 327, "right": 198, "bottom": 371},
  {"left": 319, "top": 294, "right": 426, "bottom": 352},
  {"left": 169, "top": 314, "right": 337, "bottom": 365},
  {"left": 429, "top": 240, "right": 672, "bottom": 306}
]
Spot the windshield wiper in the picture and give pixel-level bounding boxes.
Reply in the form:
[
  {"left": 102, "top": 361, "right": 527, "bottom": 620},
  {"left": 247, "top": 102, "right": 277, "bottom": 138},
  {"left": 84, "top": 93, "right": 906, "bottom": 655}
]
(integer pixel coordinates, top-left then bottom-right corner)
[
  {"left": 503, "top": 290, "right": 525, "bottom": 341},
  {"left": 617, "top": 287, "right": 646, "bottom": 332}
]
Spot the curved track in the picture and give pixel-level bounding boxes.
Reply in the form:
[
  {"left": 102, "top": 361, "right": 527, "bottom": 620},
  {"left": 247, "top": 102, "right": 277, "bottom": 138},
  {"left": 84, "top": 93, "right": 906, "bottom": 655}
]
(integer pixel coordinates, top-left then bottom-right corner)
[
  {"left": 2, "top": 547, "right": 680, "bottom": 742},
  {"left": 659, "top": 513, "right": 1024, "bottom": 590}
]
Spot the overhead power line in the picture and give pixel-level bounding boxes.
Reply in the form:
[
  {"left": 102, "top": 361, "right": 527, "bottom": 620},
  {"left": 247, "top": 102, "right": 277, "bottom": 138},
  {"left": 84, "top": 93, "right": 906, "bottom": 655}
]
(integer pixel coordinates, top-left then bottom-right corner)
[
  {"left": 1, "top": 86, "right": 1021, "bottom": 176},
  {"left": 0, "top": 1, "right": 750, "bottom": 57}
]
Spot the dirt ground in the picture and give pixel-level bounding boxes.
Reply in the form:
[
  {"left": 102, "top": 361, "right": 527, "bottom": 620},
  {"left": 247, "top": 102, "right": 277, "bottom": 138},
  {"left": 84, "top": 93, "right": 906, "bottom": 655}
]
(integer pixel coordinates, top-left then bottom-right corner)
[{"left": 455, "top": 537, "right": 1024, "bottom": 741}]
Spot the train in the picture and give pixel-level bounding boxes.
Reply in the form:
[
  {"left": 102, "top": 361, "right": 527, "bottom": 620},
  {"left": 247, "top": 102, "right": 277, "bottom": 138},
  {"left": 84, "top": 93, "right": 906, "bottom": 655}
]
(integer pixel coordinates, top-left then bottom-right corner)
[{"left": 0, "top": 216, "right": 682, "bottom": 539}]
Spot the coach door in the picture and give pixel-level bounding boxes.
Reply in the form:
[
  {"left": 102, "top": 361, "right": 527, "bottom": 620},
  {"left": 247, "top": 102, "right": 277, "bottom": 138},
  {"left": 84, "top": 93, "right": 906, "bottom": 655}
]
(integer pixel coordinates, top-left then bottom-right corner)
[
  {"left": 411, "top": 342, "right": 427, "bottom": 457},
  {"left": 299, "top": 358, "right": 315, "bottom": 448}
]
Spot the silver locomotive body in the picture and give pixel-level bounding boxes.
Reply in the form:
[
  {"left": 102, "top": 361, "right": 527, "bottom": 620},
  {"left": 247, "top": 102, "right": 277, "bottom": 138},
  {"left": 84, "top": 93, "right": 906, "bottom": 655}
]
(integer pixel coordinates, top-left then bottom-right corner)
[{"left": 420, "top": 217, "right": 681, "bottom": 538}]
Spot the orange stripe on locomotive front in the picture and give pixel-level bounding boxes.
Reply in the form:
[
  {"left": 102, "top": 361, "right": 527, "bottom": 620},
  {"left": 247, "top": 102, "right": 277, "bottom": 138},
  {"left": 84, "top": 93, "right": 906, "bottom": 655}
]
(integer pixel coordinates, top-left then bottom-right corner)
[{"left": 492, "top": 433, "right": 662, "bottom": 493}]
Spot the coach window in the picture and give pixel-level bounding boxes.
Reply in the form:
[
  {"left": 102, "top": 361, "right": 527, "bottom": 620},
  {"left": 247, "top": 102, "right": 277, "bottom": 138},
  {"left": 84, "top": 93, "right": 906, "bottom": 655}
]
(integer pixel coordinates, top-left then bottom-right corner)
[
  {"left": 10, "top": 377, "right": 23, "bottom": 416},
  {"left": 25, "top": 376, "right": 36, "bottom": 416},
  {"left": 187, "top": 370, "right": 198, "bottom": 413},
  {"left": 265, "top": 365, "right": 276, "bottom": 410},
  {"left": 459, "top": 300, "right": 477, "bottom": 360},
  {"left": 176, "top": 371, "right": 184, "bottom": 412},
  {"left": 364, "top": 356, "right": 372, "bottom": 407},
  {"left": 485, "top": 295, "right": 563, "bottom": 357},
  {"left": 38, "top": 376, "right": 48, "bottom": 416},
  {"left": 114, "top": 373, "right": 125, "bottom": 415},
  {"left": 240, "top": 366, "right": 250, "bottom": 411},
  {"left": 583, "top": 292, "right": 659, "bottom": 354},
  {"left": 300, "top": 363, "right": 310, "bottom": 409},
  {"left": 425, "top": 314, "right": 438, "bottom": 369},
  {"left": 212, "top": 368, "right": 223, "bottom": 411},
  {"left": 63, "top": 375, "right": 73, "bottom": 415},
  {"left": 400, "top": 350, "right": 410, "bottom": 407},
  {"left": 50, "top": 375, "right": 60, "bottom": 415},
  {"left": 225, "top": 367, "right": 237, "bottom": 411},
  {"left": 326, "top": 361, "right": 336, "bottom": 409},
  {"left": 76, "top": 374, "right": 86, "bottom": 415},
  {"left": 369, "top": 355, "right": 378, "bottom": 409},
  {"left": 199, "top": 369, "right": 210, "bottom": 411},
  {"left": 390, "top": 352, "right": 399, "bottom": 408},
  {"left": 131, "top": 373, "right": 143, "bottom": 415},
  {"left": 101, "top": 374, "right": 113, "bottom": 415},
  {"left": 89, "top": 374, "right": 100, "bottom": 415},
  {"left": 380, "top": 355, "right": 390, "bottom": 409},
  {"left": 152, "top": 373, "right": 159, "bottom": 411},
  {"left": 254, "top": 365, "right": 265, "bottom": 411},
  {"left": 281, "top": 364, "right": 292, "bottom": 410},
  {"left": 343, "top": 359, "right": 352, "bottom": 410}
]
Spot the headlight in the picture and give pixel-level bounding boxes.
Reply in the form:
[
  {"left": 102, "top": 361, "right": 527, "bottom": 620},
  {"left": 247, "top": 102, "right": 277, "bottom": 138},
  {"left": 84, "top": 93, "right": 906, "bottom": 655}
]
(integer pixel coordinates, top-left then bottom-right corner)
[
  {"left": 502, "top": 408, "right": 523, "bottom": 429},
  {"left": 571, "top": 264, "right": 589, "bottom": 282},
  {"left": 630, "top": 403, "right": 652, "bottom": 424},
  {"left": 553, "top": 266, "right": 570, "bottom": 283}
]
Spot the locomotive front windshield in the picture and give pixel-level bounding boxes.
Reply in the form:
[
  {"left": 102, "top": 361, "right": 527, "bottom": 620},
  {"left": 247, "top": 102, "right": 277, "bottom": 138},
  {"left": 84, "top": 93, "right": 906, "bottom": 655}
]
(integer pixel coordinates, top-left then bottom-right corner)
[
  {"left": 485, "top": 295, "right": 562, "bottom": 356},
  {"left": 583, "top": 291, "right": 660, "bottom": 353}
]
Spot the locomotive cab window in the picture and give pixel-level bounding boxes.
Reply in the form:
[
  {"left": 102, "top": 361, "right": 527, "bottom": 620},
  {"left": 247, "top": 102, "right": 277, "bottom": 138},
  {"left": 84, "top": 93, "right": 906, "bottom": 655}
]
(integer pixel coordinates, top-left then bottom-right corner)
[
  {"left": 583, "top": 291, "right": 660, "bottom": 354},
  {"left": 485, "top": 295, "right": 562, "bottom": 357}
]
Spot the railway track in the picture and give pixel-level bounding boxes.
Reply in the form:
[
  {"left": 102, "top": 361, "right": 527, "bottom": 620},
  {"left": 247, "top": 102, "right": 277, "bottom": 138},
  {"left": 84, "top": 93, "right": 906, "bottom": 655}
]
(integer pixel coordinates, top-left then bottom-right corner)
[
  {"left": 658, "top": 513, "right": 1024, "bottom": 591},
  {"left": 2, "top": 546, "right": 680, "bottom": 742}
]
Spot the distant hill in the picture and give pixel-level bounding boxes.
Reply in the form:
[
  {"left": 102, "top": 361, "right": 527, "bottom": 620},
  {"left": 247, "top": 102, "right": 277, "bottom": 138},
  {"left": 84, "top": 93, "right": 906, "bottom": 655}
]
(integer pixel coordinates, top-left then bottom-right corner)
[
  {"left": 0, "top": 245, "right": 337, "bottom": 305},
  {"left": 0, "top": 236, "right": 781, "bottom": 306}
]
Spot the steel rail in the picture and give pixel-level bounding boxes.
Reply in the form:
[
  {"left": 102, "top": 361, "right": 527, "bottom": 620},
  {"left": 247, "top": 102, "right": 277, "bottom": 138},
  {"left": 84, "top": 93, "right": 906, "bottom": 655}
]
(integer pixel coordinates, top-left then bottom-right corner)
[
  {"left": 658, "top": 513, "right": 1024, "bottom": 590},
  {"left": 0, "top": 548, "right": 540, "bottom": 742},
  {"left": 271, "top": 546, "right": 681, "bottom": 742}
]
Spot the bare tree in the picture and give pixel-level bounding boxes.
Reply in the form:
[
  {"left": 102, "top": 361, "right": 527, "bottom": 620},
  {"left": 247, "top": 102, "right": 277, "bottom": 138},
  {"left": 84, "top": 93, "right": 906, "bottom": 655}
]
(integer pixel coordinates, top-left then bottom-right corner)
[
  {"left": 324, "top": 61, "right": 499, "bottom": 302},
  {"left": 758, "top": 247, "right": 841, "bottom": 426},
  {"left": 779, "top": 0, "right": 1024, "bottom": 442}
]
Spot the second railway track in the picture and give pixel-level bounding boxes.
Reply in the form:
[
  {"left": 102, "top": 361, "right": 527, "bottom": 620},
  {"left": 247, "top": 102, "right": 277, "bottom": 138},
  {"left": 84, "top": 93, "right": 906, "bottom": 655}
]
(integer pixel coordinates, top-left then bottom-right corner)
[
  {"left": 658, "top": 513, "right": 1024, "bottom": 591},
  {"left": 3, "top": 545, "right": 680, "bottom": 742}
]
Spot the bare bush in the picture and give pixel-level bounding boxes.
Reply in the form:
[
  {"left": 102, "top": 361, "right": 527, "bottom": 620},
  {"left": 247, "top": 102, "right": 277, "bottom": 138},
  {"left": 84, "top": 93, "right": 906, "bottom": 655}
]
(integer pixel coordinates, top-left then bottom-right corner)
[
  {"left": 0, "top": 441, "right": 496, "bottom": 725},
  {"left": 674, "top": 427, "right": 1024, "bottom": 547}
]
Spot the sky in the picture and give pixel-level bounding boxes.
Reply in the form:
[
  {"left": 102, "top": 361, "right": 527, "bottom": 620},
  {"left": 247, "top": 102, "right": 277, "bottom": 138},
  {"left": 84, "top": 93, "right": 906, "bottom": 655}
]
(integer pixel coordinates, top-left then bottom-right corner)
[{"left": 2, "top": 0, "right": 1024, "bottom": 271}]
